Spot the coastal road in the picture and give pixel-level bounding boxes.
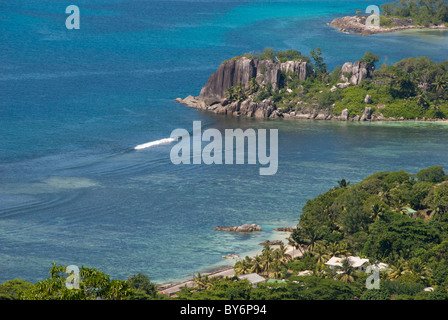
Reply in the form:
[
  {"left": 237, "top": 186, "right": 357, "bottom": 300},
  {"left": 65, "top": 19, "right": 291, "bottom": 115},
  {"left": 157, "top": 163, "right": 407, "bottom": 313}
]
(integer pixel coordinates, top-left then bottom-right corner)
[{"left": 158, "top": 245, "right": 304, "bottom": 296}]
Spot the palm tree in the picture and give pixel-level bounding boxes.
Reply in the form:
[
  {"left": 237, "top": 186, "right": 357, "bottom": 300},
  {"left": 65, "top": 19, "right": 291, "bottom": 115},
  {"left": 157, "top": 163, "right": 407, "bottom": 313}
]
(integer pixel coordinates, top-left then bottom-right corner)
[
  {"left": 371, "top": 203, "right": 384, "bottom": 221},
  {"left": 312, "top": 242, "right": 330, "bottom": 264},
  {"left": 336, "top": 258, "right": 356, "bottom": 283},
  {"left": 287, "top": 234, "right": 306, "bottom": 256},
  {"left": 326, "top": 241, "right": 351, "bottom": 258},
  {"left": 432, "top": 74, "right": 447, "bottom": 99},
  {"left": 260, "top": 246, "right": 275, "bottom": 275},
  {"left": 193, "top": 273, "right": 211, "bottom": 290},
  {"left": 234, "top": 82, "right": 247, "bottom": 101},
  {"left": 268, "top": 260, "right": 283, "bottom": 279},
  {"left": 225, "top": 86, "right": 235, "bottom": 102},
  {"left": 234, "top": 258, "right": 252, "bottom": 276},
  {"left": 291, "top": 224, "right": 324, "bottom": 253},
  {"left": 337, "top": 178, "right": 350, "bottom": 188},
  {"left": 248, "top": 77, "right": 259, "bottom": 94},
  {"left": 250, "top": 255, "right": 263, "bottom": 274},
  {"left": 388, "top": 258, "right": 408, "bottom": 280},
  {"left": 416, "top": 92, "right": 429, "bottom": 112},
  {"left": 275, "top": 243, "right": 292, "bottom": 264},
  {"left": 407, "top": 258, "right": 431, "bottom": 283}
]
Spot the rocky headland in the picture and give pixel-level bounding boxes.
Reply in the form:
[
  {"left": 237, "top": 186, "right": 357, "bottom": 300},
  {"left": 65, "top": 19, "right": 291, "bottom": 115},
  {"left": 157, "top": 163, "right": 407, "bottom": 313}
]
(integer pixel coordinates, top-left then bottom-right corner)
[
  {"left": 176, "top": 55, "right": 399, "bottom": 122},
  {"left": 176, "top": 49, "right": 448, "bottom": 122},
  {"left": 329, "top": 15, "right": 447, "bottom": 35},
  {"left": 176, "top": 56, "right": 312, "bottom": 119}
]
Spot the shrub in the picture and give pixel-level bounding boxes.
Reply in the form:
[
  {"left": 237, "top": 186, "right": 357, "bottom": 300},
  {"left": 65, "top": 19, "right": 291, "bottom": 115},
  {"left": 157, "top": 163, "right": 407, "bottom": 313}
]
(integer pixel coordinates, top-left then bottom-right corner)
[{"left": 416, "top": 166, "right": 446, "bottom": 183}]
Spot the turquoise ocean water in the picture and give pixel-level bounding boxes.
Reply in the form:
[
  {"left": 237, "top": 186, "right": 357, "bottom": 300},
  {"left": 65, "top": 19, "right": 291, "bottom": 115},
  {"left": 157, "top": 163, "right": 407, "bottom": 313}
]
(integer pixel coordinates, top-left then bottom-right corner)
[{"left": 1, "top": 0, "right": 448, "bottom": 284}]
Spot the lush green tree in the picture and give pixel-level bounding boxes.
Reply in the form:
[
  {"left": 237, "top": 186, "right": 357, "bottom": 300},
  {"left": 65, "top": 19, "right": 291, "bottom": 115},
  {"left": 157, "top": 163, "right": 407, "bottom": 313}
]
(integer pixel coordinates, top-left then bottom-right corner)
[
  {"left": 290, "top": 224, "right": 326, "bottom": 252},
  {"left": 126, "top": 273, "right": 159, "bottom": 300},
  {"left": 309, "top": 48, "right": 327, "bottom": 79},
  {"left": 432, "top": 262, "right": 448, "bottom": 286},
  {"left": 336, "top": 258, "right": 357, "bottom": 283},
  {"left": 381, "top": 0, "right": 448, "bottom": 24},
  {"left": 337, "top": 178, "right": 350, "bottom": 188},
  {"left": 294, "top": 276, "right": 357, "bottom": 300},
  {"left": 225, "top": 86, "right": 235, "bottom": 101},
  {"left": 410, "top": 181, "right": 434, "bottom": 209},
  {"left": 258, "top": 47, "right": 275, "bottom": 60},
  {"left": 433, "top": 183, "right": 448, "bottom": 214},
  {"left": 362, "top": 213, "right": 441, "bottom": 262},
  {"left": 20, "top": 263, "right": 132, "bottom": 300},
  {"left": 360, "top": 288, "right": 391, "bottom": 300},
  {"left": 428, "top": 286, "right": 448, "bottom": 300},
  {"left": 360, "top": 52, "right": 380, "bottom": 69},
  {"left": 416, "top": 166, "right": 446, "bottom": 183},
  {"left": 178, "top": 277, "right": 252, "bottom": 300},
  {"left": 248, "top": 77, "right": 259, "bottom": 94},
  {"left": 0, "top": 279, "right": 33, "bottom": 300},
  {"left": 337, "top": 189, "right": 372, "bottom": 234}
]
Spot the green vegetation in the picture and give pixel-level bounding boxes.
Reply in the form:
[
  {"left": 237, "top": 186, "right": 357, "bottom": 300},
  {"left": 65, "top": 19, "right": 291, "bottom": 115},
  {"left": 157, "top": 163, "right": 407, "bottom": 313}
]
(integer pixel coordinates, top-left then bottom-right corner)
[
  {"left": 0, "top": 263, "right": 164, "bottom": 300},
  {"left": 3, "top": 165, "right": 448, "bottom": 300},
  {"left": 224, "top": 47, "right": 448, "bottom": 120},
  {"left": 381, "top": 0, "right": 448, "bottom": 26},
  {"left": 233, "top": 244, "right": 292, "bottom": 279},
  {"left": 222, "top": 48, "right": 310, "bottom": 65},
  {"left": 179, "top": 165, "right": 448, "bottom": 300}
]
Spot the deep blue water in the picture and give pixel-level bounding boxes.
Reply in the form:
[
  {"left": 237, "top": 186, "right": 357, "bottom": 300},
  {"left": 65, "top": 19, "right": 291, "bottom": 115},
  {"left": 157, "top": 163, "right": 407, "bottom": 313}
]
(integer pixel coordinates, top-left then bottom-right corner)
[{"left": 1, "top": 0, "right": 448, "bottom": 284}]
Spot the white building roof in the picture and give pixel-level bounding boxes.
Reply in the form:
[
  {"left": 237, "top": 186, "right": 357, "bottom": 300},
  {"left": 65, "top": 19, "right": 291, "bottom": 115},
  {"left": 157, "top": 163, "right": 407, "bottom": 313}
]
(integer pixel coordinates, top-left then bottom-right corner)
[
  {"left": 373, "top": 262, "right": 389, "bottom": 271},
  {"left": 237, "top": 273, "right": 266, "bottom": 284},
  {"left": 325, "top": 256, "right": 369, "bottom": 268}
]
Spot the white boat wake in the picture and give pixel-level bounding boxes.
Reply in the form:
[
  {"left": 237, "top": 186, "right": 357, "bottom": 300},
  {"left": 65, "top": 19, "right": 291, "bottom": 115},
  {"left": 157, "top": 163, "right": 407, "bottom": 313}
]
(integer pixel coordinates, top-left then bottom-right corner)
[{"left": 134, "top": 137, "right": 177, "bottom": 150}]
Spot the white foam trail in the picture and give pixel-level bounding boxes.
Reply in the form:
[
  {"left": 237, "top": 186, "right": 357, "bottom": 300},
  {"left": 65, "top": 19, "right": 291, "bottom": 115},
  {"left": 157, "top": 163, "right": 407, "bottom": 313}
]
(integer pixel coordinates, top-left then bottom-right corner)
[{"left": 134, "top": 137, "right": 177, "bottom": 150}]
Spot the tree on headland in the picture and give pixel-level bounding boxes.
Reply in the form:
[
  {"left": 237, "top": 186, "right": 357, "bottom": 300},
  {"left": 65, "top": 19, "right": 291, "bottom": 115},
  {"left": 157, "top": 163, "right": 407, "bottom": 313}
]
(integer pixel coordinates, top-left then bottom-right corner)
[
  {"left": 381, "top": 0, "right": 448, "bottom": 25},
  {"left": 338, "top": 178, "right": 350, "bottom": 188},
  {"left": 360, "top": 51, "right": 380, "bottom": 69},
  {"left": 310, "top": 47, "right": 328, "bottom": 79}
]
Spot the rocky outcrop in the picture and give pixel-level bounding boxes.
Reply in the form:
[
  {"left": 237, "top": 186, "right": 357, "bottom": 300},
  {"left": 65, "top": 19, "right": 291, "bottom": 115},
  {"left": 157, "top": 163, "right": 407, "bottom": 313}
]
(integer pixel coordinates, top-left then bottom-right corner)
[
  {"left": 341, "top": 61, "right": 374, "bottom": 85},
  {"left": 179, "top": 56, "right": 313, "bottom": 116},
  {"left": 339, "top": 108, "right": 349, "bottom": 121},
  {"left": 199, "top": 57, "right": 313, "bottom": 101},
  {"left": 177, "top": 95, "right": 281, "bottom": 118},
  {"left": 175, "top": 53, "right": 448, "bottom": 122},
  {"left": 259, "top": 240, "right": 284, "bottom": 246},
  {"left": 361, "top": 106, "right": 373, "bottom": 121},
  {"left": 274, "top": 227, "right": 297, "bottom": 232},
  {"left": 280, "top": 60, "right": 314, "bottom": 82},
  {"left": 214, "top": 224, "right": 262, "bottom": 232},
  {"left": 255, "top": 59, "right": 281, "bottom": 90},
  {"left": 199, "top": 57, "right": 258, "bottom": 102}
]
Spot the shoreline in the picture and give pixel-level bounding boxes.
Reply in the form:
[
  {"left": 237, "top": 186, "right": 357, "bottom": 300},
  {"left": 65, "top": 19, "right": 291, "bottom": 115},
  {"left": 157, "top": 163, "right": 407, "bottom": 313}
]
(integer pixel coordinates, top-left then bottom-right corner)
[
  {"left": 157, "top": 229, "right": 303, "bottom": 296},
  {"left": 176, "top": 96, "right": 448, "bottom": 123},
  {"left": 329, "top": 15, "right": 448, "bottom": 35}
]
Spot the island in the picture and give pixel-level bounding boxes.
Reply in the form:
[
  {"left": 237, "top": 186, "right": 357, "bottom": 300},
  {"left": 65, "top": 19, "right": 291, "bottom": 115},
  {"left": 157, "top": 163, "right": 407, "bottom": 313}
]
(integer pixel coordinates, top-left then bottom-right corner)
[
  {"left": 330, "top": 0, "right": 448, "bottom": 35},
  {"left": 176, "top": 48, "right": 448, "bottom": 122}
]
